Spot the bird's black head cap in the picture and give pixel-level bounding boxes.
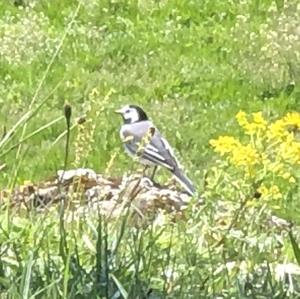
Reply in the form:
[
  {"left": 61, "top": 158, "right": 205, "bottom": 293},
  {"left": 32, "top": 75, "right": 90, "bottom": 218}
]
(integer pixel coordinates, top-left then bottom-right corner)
[{"left": 129, "top": 105, "right": 148, "bottom": 121}]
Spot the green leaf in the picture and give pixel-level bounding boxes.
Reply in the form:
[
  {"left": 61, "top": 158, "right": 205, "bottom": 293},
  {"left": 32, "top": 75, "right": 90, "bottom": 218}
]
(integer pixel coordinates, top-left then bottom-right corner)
[{"left": 289, "top": 230, "right": 300, "bottom": 266}]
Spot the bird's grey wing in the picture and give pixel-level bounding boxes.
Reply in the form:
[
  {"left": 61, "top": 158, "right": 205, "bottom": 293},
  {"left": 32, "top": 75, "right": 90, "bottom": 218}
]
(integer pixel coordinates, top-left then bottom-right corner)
[
  {"left": 121, "top": 121, "right": 179, "bottom": 170},
  {"left": 144, "top": 131, "right": 179, "bottom": 170},
  {"left": 120, "top": 121, "right": 151, "bottom": 156}
]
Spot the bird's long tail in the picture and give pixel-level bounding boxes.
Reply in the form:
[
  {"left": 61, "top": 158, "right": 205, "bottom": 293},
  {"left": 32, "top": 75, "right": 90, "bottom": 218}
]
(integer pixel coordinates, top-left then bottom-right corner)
[{"left": 172, "top": 168, "right": 196, "bottom": 196}]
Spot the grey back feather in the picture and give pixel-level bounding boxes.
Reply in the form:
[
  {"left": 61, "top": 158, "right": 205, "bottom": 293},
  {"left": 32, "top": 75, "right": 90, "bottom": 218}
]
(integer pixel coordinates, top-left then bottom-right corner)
[{"left": 120, "top": 121, "right": 179, "bottom": 170}]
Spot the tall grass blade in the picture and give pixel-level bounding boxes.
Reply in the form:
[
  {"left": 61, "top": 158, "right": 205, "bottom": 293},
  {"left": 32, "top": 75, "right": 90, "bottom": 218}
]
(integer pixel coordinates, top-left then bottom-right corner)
[
  {"left": 0, "top": 116, "right": 64, "bottom": 159},
  {"left": 21, "top": 251, "right": 34, "bottom": 299},
  {"left": 289, "top": 230, "right": 300, "bottom": 265},
  {"left": 110, "top": 273, "right": 128, "bottom": 299}
]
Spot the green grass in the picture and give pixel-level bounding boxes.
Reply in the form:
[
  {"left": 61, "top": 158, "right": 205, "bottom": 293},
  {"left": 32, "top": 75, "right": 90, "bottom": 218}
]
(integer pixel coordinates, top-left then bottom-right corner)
[
  {"left": 1, "top": 0, "right": 298, "bottom": 186},
  {"left": 0, "top": 0, "right": 300, "bottom": 297}
]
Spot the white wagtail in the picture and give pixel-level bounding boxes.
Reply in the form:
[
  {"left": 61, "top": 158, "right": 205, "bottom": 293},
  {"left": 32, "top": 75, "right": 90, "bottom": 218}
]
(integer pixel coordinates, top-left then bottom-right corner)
[{"left": 115, "top": 104, "right": 196, "bottom": 196}]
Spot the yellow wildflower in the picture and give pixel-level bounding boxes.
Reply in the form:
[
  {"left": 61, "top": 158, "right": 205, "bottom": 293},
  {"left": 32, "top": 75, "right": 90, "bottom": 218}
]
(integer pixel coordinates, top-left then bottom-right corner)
[
  {"left": 278, "top": 140, "right": 300, "bottom": 164},
  {"left": 252, "top": 112, "right": 267, "bottom": 130},
  {"left": 211, "top": 111, "right": 300, "bottom": 192},
  {"left": 237, "top": 111, "right": 267, "bottom": 135},
  {"left": 243, "top": 122, "right": 258, "bottom": 135},
  {"left": 257, "top": 184, "right": 268, "bottom": 197},
  {"left": 210, "top": 136, "right": 240, "bottom": 156},
  {"left": 269, "top": 185, "right": 282, "bottom": 200},
  {"left": 231, "top": 144, "right": 259, "bottom": 166},
  {"left": 236, "top": 111, "right": 248, "bottom": 127},
  {"left": 282, "top": 112, "right": 300, "bottom": 128},
  {"left": 257, "top": 184, "right": 282, "bottom": 200},
  {"left": 267, "top": 119, "right": 287, "bottom": 140},
  {"left": 267, "top": 112, "right": 300, "bottom": 141},
  {"left": 281, "top": 172, "right": 291, "bottom": 180}
]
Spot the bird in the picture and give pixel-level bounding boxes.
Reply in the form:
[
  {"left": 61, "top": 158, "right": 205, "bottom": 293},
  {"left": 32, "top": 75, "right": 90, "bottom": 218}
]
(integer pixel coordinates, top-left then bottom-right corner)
[{"left": 115, "top": 104, "right": 196, "bottom": 196}]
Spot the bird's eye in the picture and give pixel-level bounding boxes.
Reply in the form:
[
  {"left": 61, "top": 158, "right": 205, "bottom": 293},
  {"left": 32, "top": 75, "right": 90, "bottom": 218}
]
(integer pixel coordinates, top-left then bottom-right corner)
[{"left": 125, "top": 110, "right": 130, "bottom": 113}]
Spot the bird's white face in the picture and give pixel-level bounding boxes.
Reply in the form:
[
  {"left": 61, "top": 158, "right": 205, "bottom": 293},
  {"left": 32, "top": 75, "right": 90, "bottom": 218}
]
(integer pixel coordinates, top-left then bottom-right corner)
[{"left": 115, "top": 105, "right": 140, "bottom": 124}]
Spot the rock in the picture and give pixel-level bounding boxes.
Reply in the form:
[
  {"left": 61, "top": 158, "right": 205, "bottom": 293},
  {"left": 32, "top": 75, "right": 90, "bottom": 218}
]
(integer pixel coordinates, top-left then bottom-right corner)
[{"left": 2, "top": 168, "right": 199, "bottom": 220}]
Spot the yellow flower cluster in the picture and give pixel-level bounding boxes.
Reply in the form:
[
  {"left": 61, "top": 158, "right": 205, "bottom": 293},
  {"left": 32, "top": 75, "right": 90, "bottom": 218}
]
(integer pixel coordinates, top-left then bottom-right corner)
[
  {"left": 268, "top": 112, "right": 300, "bottom": 141},
  {"left": 211, "top": 111, "right": 300, "bottom": 166},
  {"left": 209, "top": 136, "right": 240, "bottom": 156},
  {"left": 210, "top": 136, "right": 259, "bottom": 167},
  {"left": 236, "top": 111, "right": 267, "bottom": 135},
  {"left": 283, "top": 112, "right": 300, "bottom": 127},
  {"left": 210, "top": 111, "right": 300, "bottom": 199},
  {"left": 257, "top": 184, "right": 282, "bottom": 200}
]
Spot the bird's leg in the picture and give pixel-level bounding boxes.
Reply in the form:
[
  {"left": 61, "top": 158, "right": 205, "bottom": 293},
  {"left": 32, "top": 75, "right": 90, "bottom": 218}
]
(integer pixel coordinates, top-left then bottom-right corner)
[
  {"left": 142, "top": 165, "right": 149, "bottom": 177},
  {"left": 150, "top": 166, "right": 157, "bottom": 181}
]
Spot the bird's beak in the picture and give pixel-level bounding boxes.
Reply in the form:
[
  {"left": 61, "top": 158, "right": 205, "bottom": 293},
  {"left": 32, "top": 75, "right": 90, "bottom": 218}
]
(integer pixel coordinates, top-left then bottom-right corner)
[{"left": 114, "top": 109, "right": 122, "bottom": 114}]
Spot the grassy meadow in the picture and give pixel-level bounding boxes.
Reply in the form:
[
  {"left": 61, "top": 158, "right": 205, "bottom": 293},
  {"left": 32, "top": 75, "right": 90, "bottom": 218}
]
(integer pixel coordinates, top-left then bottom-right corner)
[{"left": 0, "top": 0, "right": 300, "bottom": 298}]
